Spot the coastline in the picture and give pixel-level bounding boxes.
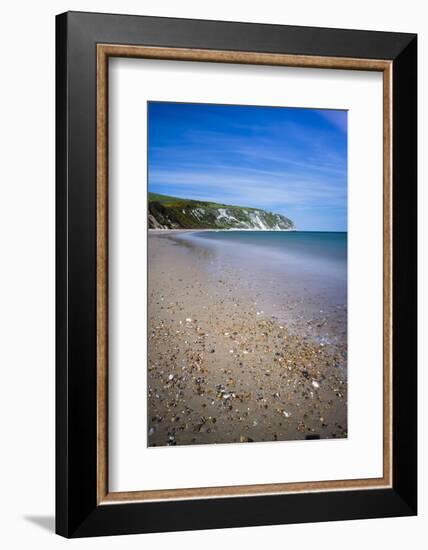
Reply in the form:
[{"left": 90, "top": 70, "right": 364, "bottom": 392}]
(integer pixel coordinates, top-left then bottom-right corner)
[
  {"left": 147, "top": 231, "right": 347, "bottom": 447},
  {"left": 148, "top": 228, "right": 296, "bottom": 234}
]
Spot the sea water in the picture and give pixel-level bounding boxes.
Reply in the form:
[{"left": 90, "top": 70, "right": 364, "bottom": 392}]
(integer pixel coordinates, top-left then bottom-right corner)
[
  {"left": 174, "top": 230, "right": 347, "bottom": 347},
  {"left": 190, "top": 230, "right": 346, "bottom": 269}
]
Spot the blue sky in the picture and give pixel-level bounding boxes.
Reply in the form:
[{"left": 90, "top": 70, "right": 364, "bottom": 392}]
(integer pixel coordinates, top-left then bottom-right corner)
[{"left": 148, "top": 102, "right": 347, "bottom": 231}]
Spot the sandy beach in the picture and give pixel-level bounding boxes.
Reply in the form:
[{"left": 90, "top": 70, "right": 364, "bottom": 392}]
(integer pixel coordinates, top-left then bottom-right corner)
[{"left": 148, "top": 231, "right": 347, "bottom": 446}]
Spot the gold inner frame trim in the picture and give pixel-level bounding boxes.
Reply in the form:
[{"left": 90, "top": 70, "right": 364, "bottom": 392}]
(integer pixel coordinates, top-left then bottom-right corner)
[{"left": 96, "top": 44, "right": 393, "bottom": 505}]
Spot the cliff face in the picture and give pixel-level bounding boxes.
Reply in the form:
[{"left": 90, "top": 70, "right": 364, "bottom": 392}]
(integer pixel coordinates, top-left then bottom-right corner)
[{"left": 148, "top": 193, "right": 295, "bottom": 231}]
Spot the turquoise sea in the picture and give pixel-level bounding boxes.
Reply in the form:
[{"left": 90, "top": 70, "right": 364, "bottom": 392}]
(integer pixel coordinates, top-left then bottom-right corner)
[
  {"left": 190, "top": 230, "right": 347, "bottom": 266},
  {"left": 173, "top": 230, "right": 347, "bottom": 348},
  {"left": 183, "top": 231, "right": 347, "bottom": 285}
]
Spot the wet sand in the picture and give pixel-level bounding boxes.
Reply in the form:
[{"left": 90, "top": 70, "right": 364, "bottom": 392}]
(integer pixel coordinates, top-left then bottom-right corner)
[{"left": 148, "top": 231, "right": 347, "bottom": 446}]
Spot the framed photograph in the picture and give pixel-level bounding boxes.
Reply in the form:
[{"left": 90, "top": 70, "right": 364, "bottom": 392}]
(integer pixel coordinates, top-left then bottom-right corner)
[{"left": 56, "top": 11, "right": 417, "bottom": 537}]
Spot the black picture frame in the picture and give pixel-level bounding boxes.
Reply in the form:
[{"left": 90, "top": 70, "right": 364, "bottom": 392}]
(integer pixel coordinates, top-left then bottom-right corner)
[{"left": 56, "top": 11, "right": 417, "bottom": 538}]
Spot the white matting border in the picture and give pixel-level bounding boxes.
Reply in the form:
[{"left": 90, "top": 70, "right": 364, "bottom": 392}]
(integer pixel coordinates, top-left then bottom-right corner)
[{"left": 108, "top": 58, "right": 383, "bottom": 493}]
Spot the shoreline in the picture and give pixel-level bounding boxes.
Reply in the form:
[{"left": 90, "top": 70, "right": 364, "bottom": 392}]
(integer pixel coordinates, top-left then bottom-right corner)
[
  {"left": 147, "top": 231, "right": 347, "bottom": 447},
  {"left": 148, "top": 228, "right": 297, "bottom": 232}
]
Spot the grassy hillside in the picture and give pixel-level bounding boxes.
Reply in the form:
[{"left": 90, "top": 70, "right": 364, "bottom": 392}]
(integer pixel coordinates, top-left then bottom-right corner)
[{"left": 148, "top": 193, "right": 295, "bottom": 231}]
